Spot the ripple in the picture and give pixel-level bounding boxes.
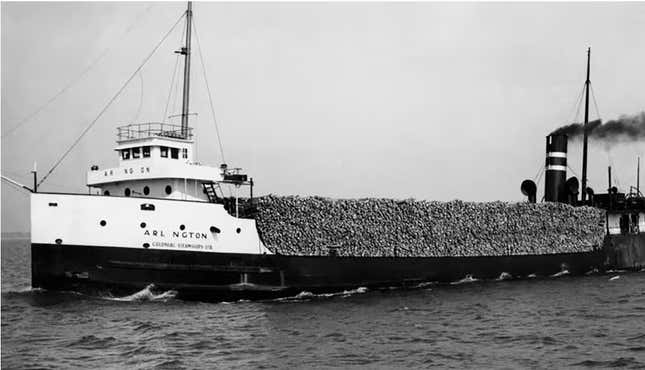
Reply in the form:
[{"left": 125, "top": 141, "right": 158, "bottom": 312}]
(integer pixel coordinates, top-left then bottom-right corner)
[
  {"left": 100, "top": 284, "right": 177, "bottom": 302},
  {"left": 571, "top": 357, "right": 644, "bottom": 368},
  {"left": 451, "top": 275, "right": 479, "bottom": 285},
  {"left": 3, "top": 242, "right": 645, "bottom": 370},
  {"left": 272, "top": 287, "right": 369, "bottom": 302},
  {"left": 68, "top": 334, "right": 118, "bottom": 349}
]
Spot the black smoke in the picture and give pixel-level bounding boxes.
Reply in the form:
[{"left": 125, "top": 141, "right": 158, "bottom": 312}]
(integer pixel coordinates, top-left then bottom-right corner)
[{"left": 550, "top": 112, "right": 645, "bottom": 142}]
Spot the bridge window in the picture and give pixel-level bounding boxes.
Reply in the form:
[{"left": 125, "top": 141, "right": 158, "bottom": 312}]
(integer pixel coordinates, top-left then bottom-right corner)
[
  {"left": 132, "top": 147, "right": 140, "bottom": 159},
  {"left": 170, "top": 148, "right": 179, "bottom": 159},
  {"left": 160, "top": 146, "right": 168, "bottom": 158},
  {"left": 121, "top": 149, "right": 130, "bottom": 160},
  {"left": 142, "top": 146, "right": 150, "bottom": 158},
  {"left": 182, "top": 148, "right": 188, "bottom": 159}
]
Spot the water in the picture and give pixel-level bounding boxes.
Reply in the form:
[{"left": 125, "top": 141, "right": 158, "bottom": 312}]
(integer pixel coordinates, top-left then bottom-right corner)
[{"left": 3, "top": 238, "right": 645, "bottom": 369}]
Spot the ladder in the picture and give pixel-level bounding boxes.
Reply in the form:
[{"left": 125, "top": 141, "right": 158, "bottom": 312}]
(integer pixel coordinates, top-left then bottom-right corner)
[{"left": 202, "top": 182, "right": 221, "bottom": 203}]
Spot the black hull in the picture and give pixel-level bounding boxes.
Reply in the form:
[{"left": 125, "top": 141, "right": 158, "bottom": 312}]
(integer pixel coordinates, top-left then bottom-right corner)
[
  {"left": 32, "top": 243, "right": 607, "bottom": 301},
  {"left": 603, "top": 233, "right": 645, "bottom": 270}
]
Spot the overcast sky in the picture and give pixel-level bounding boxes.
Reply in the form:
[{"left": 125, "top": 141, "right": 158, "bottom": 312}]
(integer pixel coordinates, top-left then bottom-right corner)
[{"left": 2, "top": 2, "right": 644, "bottom": 232}]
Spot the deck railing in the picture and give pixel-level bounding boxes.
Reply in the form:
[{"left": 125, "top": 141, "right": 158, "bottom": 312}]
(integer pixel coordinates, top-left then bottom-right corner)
[{"left": 117, "top": 123, "right": 193, "bottom": 141}]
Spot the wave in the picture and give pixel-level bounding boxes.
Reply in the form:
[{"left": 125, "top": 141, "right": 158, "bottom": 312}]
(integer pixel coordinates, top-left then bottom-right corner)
[
  {"left": 585, "top": 268, "right": 600, "bottom": 275},
  {"left": 609, "top": 275, "right": 621, "bottom": 281},
  {"left": 451, "top": 275, "right": 479, "bottom": 285},
  {"left": 496, "top": 272, "right": 513, "bottom": 281},
  {"left": 274, "top": 287, "right": 369, "bottom": 302},
  {"left": 412, "top": 281, "right": 436, "bottom": 289},
  {"left": 2, "top": 286, "right": 45, "bottom": 296},
  {"left": 3, "top": 285, "right": 178, "bottom": 303},
  {"left": 550, "top": 270, "right": 570, "bottom": 278},
  {"left": 101, "top": 284, "right": 177, "bottom": 302}
]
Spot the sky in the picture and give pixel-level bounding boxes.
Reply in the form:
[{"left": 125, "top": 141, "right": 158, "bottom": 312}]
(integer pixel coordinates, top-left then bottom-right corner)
[{"left": 2, "top": 2, "right": 644, "bottom": 232}]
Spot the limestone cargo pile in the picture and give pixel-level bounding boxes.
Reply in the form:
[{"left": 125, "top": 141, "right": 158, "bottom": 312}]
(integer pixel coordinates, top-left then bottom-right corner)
[{"left": 254, "top": 196, "right": 606, "bottom": 257}]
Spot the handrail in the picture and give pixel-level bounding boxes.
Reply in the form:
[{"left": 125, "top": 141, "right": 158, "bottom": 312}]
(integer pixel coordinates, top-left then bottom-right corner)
[{"left": 116, "top": 122, "right": 193, "bottom": 141}]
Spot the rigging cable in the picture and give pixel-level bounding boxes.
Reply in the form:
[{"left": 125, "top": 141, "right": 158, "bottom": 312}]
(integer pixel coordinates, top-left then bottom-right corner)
[
  {"left": 532, "top": 161, "right": 543, "bottom": 182},
  {"left": 133, "top": 70, "right": 144, "bottom": 122},
  {"left": 193, "top": 16, "right": 227, "bottom": 165},
  {"left": 567, "top": 165, "right": 580, "bottom": 179},
  {"left": 589, "top": 83, "right": 603, "bottom": 121},
  {"left": 170, "top": 59, "right": 183, "bottom": 122},
  {"left": 535, "top": 166, "right": 545, "bottom": 192},
  {"left": 165, "top": 18, "right": 186, "bottom": 123},
  {"left": 170, "top": 20, "right": 186, "bottom": 124},
  {"left": 573, "top": 83, "right": 586, "bottom": 124},
  {"left": 163, "top": 56, "right": 181, "bottom": 122},
  {"left": 1, "top": 176, "right": 32, "bottom": 194},
  {"left": 566, "top": 83, "right": 587, "bottom": 125},
  {"left": 1, "top": 4, "right": 154, "bottom": 140},
  {"left": 38, "top": 11, "right": 186, "bottom": 188}
]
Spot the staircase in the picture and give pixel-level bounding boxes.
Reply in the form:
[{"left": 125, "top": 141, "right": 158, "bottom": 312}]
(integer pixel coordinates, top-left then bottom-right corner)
[{"left": 202, "top": 182, "right": 221, "bottom": 203}]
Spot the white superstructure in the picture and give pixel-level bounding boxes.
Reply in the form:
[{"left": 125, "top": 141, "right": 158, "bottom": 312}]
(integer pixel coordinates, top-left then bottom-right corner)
[
  {"left": 87, "top": 123, "right": 215, "bottom": 201},
  {"left": 31, "top": 2, "right": 271, "bottom": 256},
  {"left": 32, "top": 122, "right": 270, "bottom": 255}
]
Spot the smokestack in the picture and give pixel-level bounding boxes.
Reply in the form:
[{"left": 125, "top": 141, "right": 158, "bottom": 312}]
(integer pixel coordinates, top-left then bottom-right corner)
[{"left": 545, "top": 134, "right": 568, "bottom": 202}]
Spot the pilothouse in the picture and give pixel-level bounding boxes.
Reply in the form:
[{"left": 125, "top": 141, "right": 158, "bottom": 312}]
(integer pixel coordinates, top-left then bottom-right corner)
[{"left": 85, "top": 0, "right": 253, "bottom": 214}]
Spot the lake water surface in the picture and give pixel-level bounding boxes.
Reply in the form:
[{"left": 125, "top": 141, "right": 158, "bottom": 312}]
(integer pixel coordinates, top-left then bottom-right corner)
[{"left": 2, "top": 238, "right": 645, "bottom": 369}]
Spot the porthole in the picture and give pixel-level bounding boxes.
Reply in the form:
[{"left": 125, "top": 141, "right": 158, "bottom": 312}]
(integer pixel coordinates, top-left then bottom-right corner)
[
  {"left": 103, "top": 190, "right": 110, "bottom": 196},
  {"left": 180, "top": 224, "right": 185, "bottom": 231},
  {"left": 55, "top": 238, "right": 62, "bottom": 245},
  {"left": 125, "top": 188, "right": 131, "bottom": 197},
  {"left": 143, "top": 243, "right": 150, "bottom": 249},
  {"left": 140, "top": 222, "right": 147, "bottom": 228},
  {"left": 236, "top": 227, "right": 241, "bottom": 234},
  {"left": 210, "top": 226, "right": 221, "bottom": 233},
  {"left": 100, "top": 220, "right": 107, "bottom": 227},
  {"left": 143, "top": 186, "right": 150, "bottom": 195},
  {"left": 165, "top": 185, "right": 172, "bottom": 195}
]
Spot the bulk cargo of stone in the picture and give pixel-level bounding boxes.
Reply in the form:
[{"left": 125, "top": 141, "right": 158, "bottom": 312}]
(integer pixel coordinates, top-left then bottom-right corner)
[{"left": 253, "top": 196, "right": 606, "bottom": 257}]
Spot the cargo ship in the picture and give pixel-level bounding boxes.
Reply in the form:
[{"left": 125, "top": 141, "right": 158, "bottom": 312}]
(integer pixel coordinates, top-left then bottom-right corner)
[{"left": 27, "top": 3, "right": 644, "bottom": 301}]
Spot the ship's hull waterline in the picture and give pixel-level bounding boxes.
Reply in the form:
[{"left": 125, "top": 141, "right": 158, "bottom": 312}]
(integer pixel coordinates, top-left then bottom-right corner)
[{"left": 32, "top": 243, "right": 606, "bottom": 301}]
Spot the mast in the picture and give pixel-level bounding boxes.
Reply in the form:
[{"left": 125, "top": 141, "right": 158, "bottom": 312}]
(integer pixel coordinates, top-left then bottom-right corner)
[
  {"left": 638, "top": 156, "right": 641, "bottom": 195},
  {"left": 581, "top": 47, "right": 591, "bottom": 203},
  {"left": 180, "top": 1, "right": 193, "bottom": 139}
]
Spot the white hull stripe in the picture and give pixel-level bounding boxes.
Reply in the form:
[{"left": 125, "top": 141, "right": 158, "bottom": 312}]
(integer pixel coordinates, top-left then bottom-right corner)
[
  {"left": 546, "top": 165, "right": 567, "bottom": 171},
  {"left": 546, "top": 152, "right": 567, "bottom": 158}
]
